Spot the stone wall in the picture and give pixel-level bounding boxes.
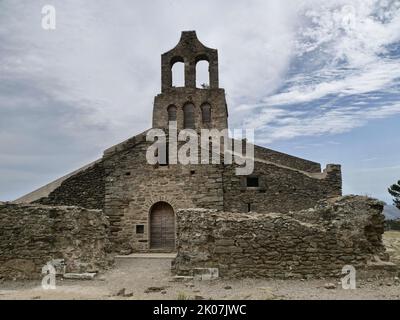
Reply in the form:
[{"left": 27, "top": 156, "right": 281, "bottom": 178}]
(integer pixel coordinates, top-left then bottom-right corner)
[
  {"left": 173, "top": 196, "right": 391, "bottom": 279},
  {"left": 35, "top": 161, "right": 105, "bottom": 210},
  {"left": 103, "top": 137, "right": 225, "bottom": 254},
  {"left": 222, "top": 162, "right": 342, "bottom": 214},
  {"left": 101, "top": 132, "right": 342, "bottom": 253},
  {"left": 0, "top": 203, "right": 110, "bottom": 280}
]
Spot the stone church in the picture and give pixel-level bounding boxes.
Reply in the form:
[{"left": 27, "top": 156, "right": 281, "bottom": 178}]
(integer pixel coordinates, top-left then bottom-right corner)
[{"left": 15, "top": 31, "right": 342, "bottom": 255}]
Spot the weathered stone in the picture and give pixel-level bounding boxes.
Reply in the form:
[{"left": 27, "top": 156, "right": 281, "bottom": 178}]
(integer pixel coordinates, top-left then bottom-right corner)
[
  {"left": 116, "top": 288, "right": 126, "bottom": 296},
  {"left": 324, "top": 283, "right": 337, "bottom": 290},
  {"left": 215, "top": 239, "right": 235, "bottom": 246},
  {"left": 0, "top": 203, "right": 110, "bottom": 280},
  {"left": 63, "top": 273, "right": 97, "bottom": 280},
  {"left": 214, "top": 246, "right": 242, "bottom": 254},
  {"left": 171, "top": 276, "right": 194, "bottom": 282},
  {"left": 144, "top": 286, "right": 166, "bottom": 293},
  {"left": 173, "top": 196, "right": 393, "bottom": 279},
  {"left": 193, "top": 267, "right": 219, "bottom": 281}
]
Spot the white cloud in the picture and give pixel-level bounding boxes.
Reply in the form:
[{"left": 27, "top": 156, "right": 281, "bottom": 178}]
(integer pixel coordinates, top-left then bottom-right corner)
[
  {"left": 252, "top": 103, "right": 400, "bottom": 143},
  {"left": 262, "top": 61, "right": 400, "bottom": 106},
  {"left": 0, "top": 0, "right": 298, "bottom": 144},
  {"left": 0, "top": 0, "right": 300, "bottom": 200},
  {"left": 237, "top": 0, "right": 400, "bottom": 142},
  {"left": 1, "top": 0, "right": 400, "bottom": 201}
]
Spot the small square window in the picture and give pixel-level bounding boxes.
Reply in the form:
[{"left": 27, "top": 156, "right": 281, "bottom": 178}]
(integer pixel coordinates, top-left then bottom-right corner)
[
  {"left": 136, "top": 225, "right": 144, "bottom": 234},
  {"left": 246, "top": 177, "right": 259, "bottom": 188}
]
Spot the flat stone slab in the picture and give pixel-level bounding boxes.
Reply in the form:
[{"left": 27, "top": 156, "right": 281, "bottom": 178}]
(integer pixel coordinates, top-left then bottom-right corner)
[
  {"left": 63, "top": 273, "right": 97, "bottom": 280},
  {"left": 171, "top": 276, "right": 194, "bottom": 282},
  {"left": 193, "top": 268, "right": 219, "bottom": 281}
]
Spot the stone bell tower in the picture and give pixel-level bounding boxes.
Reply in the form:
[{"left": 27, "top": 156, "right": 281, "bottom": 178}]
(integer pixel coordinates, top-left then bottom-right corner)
[{"left": 152, "top": 31, "right": 228, "bottom": 132}]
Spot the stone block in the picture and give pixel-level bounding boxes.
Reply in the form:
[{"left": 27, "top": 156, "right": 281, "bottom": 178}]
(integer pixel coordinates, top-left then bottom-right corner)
[{"left": 193, "top": 268, "right": 219, "bottom": 281}]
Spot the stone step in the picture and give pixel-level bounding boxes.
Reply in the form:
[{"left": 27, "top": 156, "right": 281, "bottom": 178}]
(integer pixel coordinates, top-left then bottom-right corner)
[
  {"left": 114, "top": 253, "right": 177, "bottom": 269},
  {"left": 114, "top": 252, "right": 176, "bottom": 266}
]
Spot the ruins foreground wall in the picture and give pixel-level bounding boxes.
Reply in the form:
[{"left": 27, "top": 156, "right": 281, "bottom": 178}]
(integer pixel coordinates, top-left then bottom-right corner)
[
  {"left": 0, "top": 203, "right": 110, "bottom": 280},
  {"left": 173, "top": 196, "right": 394, "bottom": 278}
]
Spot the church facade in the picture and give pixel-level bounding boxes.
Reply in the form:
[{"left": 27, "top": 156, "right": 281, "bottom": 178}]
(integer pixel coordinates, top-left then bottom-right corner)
[{"left": 16, "top": 31, "right": 342, "bottom": 254}]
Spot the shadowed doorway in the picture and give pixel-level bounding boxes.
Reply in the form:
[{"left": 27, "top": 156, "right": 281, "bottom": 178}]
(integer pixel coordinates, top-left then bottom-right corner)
[{"left": 149, "top": 202, "right": 175, "bottom": 250}]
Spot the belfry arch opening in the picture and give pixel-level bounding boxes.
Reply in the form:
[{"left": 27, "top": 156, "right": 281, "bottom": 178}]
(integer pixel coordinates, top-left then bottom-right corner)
[
  {"left": 171, "top": 58, "right": 184, "bottom": 87},
  {"left": 196, "top": 60, "right": 210, "bottom": 88}
]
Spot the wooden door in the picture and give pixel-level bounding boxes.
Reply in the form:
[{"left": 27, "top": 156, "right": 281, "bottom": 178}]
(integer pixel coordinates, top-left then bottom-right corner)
[{"left": 150, "top": 202, "right": 175, "bottom": 250}]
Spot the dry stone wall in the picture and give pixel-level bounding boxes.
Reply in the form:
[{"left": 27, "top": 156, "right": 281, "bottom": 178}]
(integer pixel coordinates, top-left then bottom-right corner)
[
  {"left": 0, "top": 203, "right": 110, "bottom": 280},
  {"left": 173, "top": 196, "right": 391, "bottom": 279},
  {"left": 35, "top": 161, "right": 105, "bottom": 210}
]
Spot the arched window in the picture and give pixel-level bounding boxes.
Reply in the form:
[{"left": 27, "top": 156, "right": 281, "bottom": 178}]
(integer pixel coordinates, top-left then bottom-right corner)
[
  {"left": 167, "top": 105, "right": 177, "bottom": 122},
  {"left": 183, "top": 103, "right": 195, "bottom": 129},
  {"left": 201, "top": 103, "right": 211, "bottom": 125},
  {"left": 171, "top": 59, "right": 184, "bottom": 87},
  {"left": 196, "top": 60, "right": 210, "bottom": 88}
]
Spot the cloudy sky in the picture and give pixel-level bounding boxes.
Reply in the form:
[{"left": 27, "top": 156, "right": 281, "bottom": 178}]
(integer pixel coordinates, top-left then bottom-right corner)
[{"left": 1, "top": 0, "right": 399, "bottom": 204}]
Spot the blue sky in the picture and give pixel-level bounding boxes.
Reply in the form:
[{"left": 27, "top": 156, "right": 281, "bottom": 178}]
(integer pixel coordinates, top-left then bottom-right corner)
[{"left": 0, "top": 0, "right": 399, "bottom": 204}]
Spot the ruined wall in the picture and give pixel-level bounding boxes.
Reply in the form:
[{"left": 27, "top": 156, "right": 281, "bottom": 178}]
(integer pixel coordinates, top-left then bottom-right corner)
[
  {"left": 0, "top": 203, "right": 109, "bottom": 280},
  {"left": 35, "top": 161, "right": 105, "bottom": 210},
  {"left": 103, "top": 135, "right": 224, "bottom": 254},
  {"left": 252, "top": 144, "right": 321, "bottom": 173},
  {"left": 223, "top": 162, "right": 342, "bottom": 213},
  {"left": 173, "top": 196, "right": 390, "bottom": 279}
]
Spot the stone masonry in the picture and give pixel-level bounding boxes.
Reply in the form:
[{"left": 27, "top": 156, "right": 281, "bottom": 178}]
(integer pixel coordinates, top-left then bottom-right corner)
[
  {"left": 0, "top": 203, "right": 110, "bottom": 280},
  {"left": 35, "top": 161, "right": 105, "bottom": 210},
  {"left": 173, "top": 196, "right": 396, "bottom": 278}
]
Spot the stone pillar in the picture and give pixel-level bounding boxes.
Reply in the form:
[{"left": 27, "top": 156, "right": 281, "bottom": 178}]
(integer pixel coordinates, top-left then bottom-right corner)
[
  {"left": 185, "top": 60, "right": 196, "bottom": 88},
  {"left": 161, "top": 63, "right": 172, "bottom": 92},
  {"left": 209, "top": 58, "right": 219, "bottom": 89}
]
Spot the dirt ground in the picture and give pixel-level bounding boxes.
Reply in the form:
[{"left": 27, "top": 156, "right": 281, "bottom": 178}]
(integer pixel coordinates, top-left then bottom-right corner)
[
  {"left": 384, "top": 231, "right": 400, "bottom": 266},
  {"left": 0, "top": 231, "right": 399, "bottom": 300}
]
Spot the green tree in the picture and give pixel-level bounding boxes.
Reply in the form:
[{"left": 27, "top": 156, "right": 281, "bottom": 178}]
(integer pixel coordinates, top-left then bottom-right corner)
[{"left": 388, "top": 180, "right": 400, "bottom": 209}]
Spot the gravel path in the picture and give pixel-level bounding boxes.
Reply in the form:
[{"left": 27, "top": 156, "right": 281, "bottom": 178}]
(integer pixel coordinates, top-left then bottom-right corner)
[{"left": 0, "top": 256, "right": 399, "bottom": 300}]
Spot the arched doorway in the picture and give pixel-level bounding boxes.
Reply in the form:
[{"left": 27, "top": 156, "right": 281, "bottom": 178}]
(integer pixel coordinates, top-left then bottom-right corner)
[{"left": 149, "top": 202, "right": 175, "bottom": 250}]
